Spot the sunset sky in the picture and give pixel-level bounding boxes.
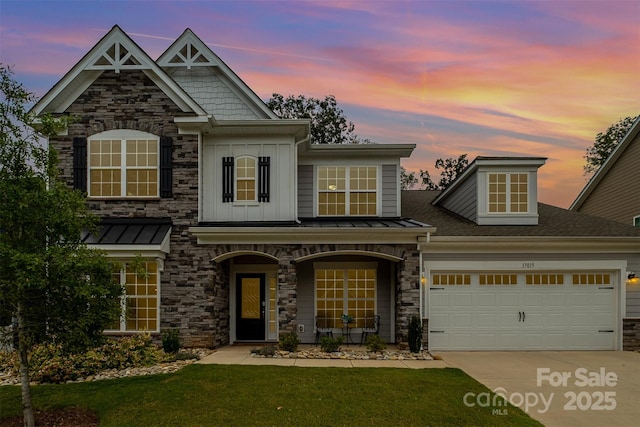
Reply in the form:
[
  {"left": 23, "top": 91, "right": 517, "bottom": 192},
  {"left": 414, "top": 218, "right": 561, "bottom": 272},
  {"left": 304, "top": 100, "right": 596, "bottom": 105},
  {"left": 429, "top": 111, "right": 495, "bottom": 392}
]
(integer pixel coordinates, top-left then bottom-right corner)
[{"left": 1, "top": 0, "right": 638, "bottom": 207}]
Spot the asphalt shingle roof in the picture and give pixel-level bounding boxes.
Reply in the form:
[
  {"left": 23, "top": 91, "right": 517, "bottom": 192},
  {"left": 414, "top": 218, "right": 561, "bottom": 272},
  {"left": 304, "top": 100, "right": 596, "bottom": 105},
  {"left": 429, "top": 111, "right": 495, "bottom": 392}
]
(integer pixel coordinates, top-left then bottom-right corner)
[{"left": 402, "top": 190, "right": 640, "bottom": 237}]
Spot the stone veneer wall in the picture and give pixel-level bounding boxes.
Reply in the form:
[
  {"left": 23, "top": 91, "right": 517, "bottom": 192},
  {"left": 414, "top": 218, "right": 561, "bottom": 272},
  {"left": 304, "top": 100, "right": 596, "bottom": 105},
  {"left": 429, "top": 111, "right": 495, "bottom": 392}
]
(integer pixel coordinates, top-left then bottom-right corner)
[
  {"left": 51, "top": 69, "right": 422, "bottom": 347},
  {"left": 622, "top": 319, "right": 640, "bottom": 351},
  {"left": 55, "top": 70, "right": 222, "bottom": 348},
  {"left": 209, "top": 243, "right": 422, "bottom": 342},
  {"left": 395, "top": 247, "right": 421, "bottom": 342}
]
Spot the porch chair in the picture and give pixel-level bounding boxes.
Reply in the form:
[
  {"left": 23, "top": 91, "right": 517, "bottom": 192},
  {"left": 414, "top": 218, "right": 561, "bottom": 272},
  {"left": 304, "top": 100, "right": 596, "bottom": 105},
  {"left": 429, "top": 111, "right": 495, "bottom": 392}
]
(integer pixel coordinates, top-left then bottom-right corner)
[
  {"left": 315, "top": 316, "right": 334, "bottom": 345},
  {"left": 360, "top": 315, "right": 380, "bottom": 345}
]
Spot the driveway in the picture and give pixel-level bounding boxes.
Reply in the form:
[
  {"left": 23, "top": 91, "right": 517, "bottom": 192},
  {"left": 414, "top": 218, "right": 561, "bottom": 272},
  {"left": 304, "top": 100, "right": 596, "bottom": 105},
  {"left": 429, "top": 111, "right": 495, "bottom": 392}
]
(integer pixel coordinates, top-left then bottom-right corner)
[{"left": 441, "top": 351, "right": 640, "bottom": 427}]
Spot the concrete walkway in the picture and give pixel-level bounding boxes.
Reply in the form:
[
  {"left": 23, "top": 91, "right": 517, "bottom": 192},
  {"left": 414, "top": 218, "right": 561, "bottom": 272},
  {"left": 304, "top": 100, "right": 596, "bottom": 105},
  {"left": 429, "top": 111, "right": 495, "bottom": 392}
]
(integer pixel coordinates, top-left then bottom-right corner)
[
  {"left": 441, "top": 351, "right": 640, "bottom": 427},
  {"left": 197, "top": 345, "right": 449, "bottom": 369}
]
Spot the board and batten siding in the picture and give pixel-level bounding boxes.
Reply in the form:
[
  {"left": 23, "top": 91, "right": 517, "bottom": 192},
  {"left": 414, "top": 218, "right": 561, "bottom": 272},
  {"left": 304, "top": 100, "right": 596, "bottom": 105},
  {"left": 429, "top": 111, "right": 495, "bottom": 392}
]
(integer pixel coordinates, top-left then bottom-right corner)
[
  {"left": 201, "top": 136, "right": 296, "bottom": 222},
  {"left": 438, "top": 173, "right": 477, "bottom": 221},
  {"left": 381, "top": 164, "right": 399, "bottom": 216},
  {"left": 297, "top": 165, "right": 314, "bottom": 218}
]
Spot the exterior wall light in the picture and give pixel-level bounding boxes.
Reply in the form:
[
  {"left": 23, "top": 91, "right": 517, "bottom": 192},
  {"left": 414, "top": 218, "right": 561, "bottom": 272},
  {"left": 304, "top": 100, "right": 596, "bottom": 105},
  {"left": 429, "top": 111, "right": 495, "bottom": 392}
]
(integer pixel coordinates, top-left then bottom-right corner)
[{"left": 627, "top": 272, "right": 639, "bottom": 285}]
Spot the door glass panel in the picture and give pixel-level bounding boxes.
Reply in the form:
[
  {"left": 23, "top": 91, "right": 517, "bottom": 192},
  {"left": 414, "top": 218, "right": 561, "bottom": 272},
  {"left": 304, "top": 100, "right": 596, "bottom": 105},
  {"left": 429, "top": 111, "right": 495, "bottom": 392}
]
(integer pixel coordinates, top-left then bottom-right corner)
[{"left": 241, "top": 278, "right": 261, "bottom": 319}]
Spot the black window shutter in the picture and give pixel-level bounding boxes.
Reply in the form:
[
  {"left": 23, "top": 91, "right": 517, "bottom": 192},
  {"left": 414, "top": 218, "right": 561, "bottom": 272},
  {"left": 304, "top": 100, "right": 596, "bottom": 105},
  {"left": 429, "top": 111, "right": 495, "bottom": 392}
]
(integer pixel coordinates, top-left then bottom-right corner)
[
  {"left": 222, "top": 156, "right": 234, "bottom": 202},
  {"left": 159, "top": 137, "right": 173, "bottom": 198},
  {"left": 73, "top": 137, "right": 87, "bottom": 192},
  {"left": 258, "top": 156, "right": 270, "bottom": 202}
]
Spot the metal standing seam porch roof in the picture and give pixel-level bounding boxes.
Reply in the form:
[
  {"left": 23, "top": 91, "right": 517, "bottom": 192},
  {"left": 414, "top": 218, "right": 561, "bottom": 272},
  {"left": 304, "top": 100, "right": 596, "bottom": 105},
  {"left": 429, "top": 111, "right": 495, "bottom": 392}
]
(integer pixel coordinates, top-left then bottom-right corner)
[{"left": 81, "top": 218, "right": 172, "bottom": 245}]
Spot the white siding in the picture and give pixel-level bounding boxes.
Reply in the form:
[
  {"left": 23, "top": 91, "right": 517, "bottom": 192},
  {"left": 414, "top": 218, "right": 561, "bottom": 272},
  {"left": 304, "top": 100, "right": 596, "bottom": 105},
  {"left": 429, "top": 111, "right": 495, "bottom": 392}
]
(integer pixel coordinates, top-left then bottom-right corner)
[{"left": 201, "top": 136, "right": 296, "bottom": 222}]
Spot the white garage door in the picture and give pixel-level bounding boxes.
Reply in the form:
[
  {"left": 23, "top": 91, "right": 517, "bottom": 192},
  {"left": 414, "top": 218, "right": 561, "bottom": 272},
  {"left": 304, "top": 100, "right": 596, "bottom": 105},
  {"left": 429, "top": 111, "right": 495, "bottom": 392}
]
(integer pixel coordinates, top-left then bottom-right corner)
[{"left": 429, "top": 272, "right": 616, "bottom": 350}]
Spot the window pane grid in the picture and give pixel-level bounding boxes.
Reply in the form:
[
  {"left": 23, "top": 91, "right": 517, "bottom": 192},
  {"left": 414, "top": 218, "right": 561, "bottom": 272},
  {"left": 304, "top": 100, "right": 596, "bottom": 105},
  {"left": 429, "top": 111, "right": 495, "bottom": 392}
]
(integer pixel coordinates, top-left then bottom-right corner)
[
  {"left": 316, "top": 268, "right": 375, "bottom": 328},
  {"left": 526, "top": 274, "right": 564, "bottom": 285},
  {"left": 236, "top": 157, "right": 257, "bottom": 201},
  {"left": 479, "top": 274, "right": 517, "bottom": 285},
  {"left": 572, "top": 273, "right": 611, "bottom": 285},
  {"left": 89, "top": 137, "right": 158, "bottom": 197},
  {"left": 432, "top": 274, "right": 471, "bottom": 285},
  {"left": 488, "top": 173, "right": 528, "bottom": 213},
  {"left": 318, "top": 166, "right": 376, "bottom": 216},
  {"left": 107, "top": 261, "right": 159, "bottom": 332}
]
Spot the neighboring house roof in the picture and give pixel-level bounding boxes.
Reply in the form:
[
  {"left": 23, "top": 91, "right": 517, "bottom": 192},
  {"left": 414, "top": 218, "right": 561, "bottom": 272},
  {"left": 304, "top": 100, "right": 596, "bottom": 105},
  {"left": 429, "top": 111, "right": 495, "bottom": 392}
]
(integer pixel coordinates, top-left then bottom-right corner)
[
  {"left": 157, "top": 28, "right": 278, "bottom": 120},
  {"left": 31, "top": 25, "right": 207, "bottom": 117},
  {"left": 570, "top": 116, "right": 640, "bottom": 212},
  {"left": 403, "top": 190, "right": 640, "bottom": 238}
]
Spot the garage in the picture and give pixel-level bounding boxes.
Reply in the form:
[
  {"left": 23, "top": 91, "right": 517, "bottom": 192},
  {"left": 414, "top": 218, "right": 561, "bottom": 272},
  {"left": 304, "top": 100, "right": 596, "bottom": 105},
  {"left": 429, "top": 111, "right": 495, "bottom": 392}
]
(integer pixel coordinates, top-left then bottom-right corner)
[{"left": 428, "top": 270, "right": 617, "bottom": 350}]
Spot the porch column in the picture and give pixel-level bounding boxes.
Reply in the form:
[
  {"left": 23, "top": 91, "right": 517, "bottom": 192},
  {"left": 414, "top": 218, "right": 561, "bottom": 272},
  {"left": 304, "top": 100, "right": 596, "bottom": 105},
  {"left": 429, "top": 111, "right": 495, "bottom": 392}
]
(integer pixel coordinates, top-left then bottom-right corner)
[
  {"left": 277, "top": 255, "right": 297, "bottom": 335},
  {"left": 395, "top": 248, "right": 421, "bottom": 343}
]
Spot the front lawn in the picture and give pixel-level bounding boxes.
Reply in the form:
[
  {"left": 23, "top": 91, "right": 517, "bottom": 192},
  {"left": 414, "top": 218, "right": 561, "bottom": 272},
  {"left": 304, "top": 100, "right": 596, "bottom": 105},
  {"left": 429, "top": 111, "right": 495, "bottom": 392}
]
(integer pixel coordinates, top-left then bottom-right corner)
[{"left": 0, "top": 365, "right": 542, "bottom": 426}]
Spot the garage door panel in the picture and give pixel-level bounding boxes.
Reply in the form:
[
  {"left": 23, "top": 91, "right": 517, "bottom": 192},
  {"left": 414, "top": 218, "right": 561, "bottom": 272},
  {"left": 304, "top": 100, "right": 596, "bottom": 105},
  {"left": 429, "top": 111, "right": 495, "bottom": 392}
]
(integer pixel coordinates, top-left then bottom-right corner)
[
  {"left": 453, "top": 293, "right": 473, "bottom": 306},
  {"left": 477, "top": 313, "right": 496, "bottom": 327},
  {"left": 476, "top": 293, "right": 496, "bottom": 306},
  {"left": 429, "top": 270, "right": 616, "bottom": 351},
  {"left": 452, "top": 313, "right": 473, "bottom": 327},
  {"left": 496, "top": 292, "right": 519, "bottom": 306}
]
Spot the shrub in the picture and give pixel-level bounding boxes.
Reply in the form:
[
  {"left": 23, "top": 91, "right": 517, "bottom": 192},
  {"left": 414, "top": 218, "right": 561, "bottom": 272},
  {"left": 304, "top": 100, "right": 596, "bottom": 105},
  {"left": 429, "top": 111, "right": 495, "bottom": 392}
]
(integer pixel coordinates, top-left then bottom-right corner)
[
  {"left": 365, "top": 334, "right": 387, "bottom": 352},
  {"left": 162, "top": 328, "right": 181, "bottom": 354},
  {"left": 278, "top": 332, "right": 300, "bottom": 352},
  {"left": 251, "top": 345, "right": 277, "bottom": 357},
  {"left": 320, "top": 336, "right": 343, "bottom": 353},
  {"left": 408, "top": 315, "right": 423, "bottom": 353},
  {"left": 2, "top": 334, "right": 165, "bottom": 383}
]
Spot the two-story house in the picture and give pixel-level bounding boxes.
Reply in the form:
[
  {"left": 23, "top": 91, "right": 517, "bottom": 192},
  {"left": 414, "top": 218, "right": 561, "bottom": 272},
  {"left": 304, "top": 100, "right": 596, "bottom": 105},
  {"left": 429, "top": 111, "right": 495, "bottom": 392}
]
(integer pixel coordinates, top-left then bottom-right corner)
[
  {"left": 31, "top": 26, "right": 430, "bottom": 348},
  {"left": 32, "top": 26, "right": 640, "bottom": 351}
]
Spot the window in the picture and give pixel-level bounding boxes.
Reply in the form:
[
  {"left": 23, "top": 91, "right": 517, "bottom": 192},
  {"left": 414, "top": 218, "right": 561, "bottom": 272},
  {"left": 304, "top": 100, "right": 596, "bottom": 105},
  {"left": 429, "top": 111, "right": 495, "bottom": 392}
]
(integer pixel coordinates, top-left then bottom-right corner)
[
  {"left": 488, "top": 173, "right": 528, "bottom": 213},
  {"left": 432, "top": 274, "right": 471, "bottom": 286},
  {"left": 222, "top": 156, "right": 270, "bottom": 203},
  {"left": 236, "top": 157, "right": 256, "bottom": 201},
  {"left": 318, "top": 166, "right": 377, "bottom": 216},
  {"left": 108, "top": 261, "right": 159, "bottom": 332},
  {"left": 634, "top": 216, "right": 640, "bottom": 228},
  {"left": 480, "top": 274, "right": 517, "bottom": 285},
  {"left": 572, "top": 273, "right": 610, "bottom": 286},
  {"left": 316, "top": 267, "right": 376, "bottom": 328},
  {"left": 526, "top": 273, "right": 564, "bottom": 285},
  {"left": 88, "top": 132, "right": 159, "bottom": 197}
]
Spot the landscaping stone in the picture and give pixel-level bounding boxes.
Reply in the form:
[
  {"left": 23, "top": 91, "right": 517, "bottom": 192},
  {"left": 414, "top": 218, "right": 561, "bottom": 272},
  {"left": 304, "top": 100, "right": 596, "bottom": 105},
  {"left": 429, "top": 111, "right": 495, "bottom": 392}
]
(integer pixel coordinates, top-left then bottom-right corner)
[{"left": 249, "top": 347, "right": 433, "bottom": 361}]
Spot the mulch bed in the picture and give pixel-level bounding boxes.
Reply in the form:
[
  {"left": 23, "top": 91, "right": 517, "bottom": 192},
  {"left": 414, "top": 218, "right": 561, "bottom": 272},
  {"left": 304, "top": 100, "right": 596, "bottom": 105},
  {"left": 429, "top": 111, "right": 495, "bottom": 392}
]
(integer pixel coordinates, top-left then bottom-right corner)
[{"left": 2, "top": 408, "right": 99, "bottom": 427}]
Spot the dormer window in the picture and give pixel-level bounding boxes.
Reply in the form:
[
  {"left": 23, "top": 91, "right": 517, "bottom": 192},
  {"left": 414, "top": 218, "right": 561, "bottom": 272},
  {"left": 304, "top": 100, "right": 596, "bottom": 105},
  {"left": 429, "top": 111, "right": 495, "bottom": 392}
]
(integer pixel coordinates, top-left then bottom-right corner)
[
  {"left": 488, "top": 173, "right": 528, "bottom": 213},
  {"left": 318, "top": 166, "right": 377, "bottom": 216}
]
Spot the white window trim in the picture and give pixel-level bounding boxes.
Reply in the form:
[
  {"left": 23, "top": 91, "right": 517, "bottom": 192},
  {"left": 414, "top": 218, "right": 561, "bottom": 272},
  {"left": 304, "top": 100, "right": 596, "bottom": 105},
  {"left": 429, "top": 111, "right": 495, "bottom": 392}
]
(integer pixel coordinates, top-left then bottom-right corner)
[
  {"left": 105, "top": 259, "right": 161, "bottom": 334},
  {"left": 87, "top": 129, "right": 160, "bottom": 198},
  {"left": 313, "top": 262, "right": 378, "bottom": 327},
  {"left": 234, "top": 155, "right": 258, "bottom": 205},
  {"left": 315, "top": 165, "right": 380, "bottom": 216}
]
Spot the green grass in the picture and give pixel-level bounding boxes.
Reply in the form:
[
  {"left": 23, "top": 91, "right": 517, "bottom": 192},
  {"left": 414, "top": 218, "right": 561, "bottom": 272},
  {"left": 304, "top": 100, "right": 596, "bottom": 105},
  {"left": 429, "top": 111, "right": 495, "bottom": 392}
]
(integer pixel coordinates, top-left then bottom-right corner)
[{"left": 0, "top": 365, "right": 542, "bottom": 426}]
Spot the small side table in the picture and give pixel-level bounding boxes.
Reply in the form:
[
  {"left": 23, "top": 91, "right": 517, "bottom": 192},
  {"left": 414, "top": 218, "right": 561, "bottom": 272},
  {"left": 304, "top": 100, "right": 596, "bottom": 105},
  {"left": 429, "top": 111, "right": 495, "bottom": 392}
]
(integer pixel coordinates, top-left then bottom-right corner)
[{"left": 342, "top": 321, "right": 354, "bottom": 344}]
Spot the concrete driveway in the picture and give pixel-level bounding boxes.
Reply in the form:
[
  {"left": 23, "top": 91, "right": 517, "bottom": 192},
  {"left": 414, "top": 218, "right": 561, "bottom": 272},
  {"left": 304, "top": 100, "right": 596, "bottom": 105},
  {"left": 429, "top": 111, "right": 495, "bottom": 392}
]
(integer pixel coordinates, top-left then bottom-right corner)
[{"left": 440, "top": 351, "right": 640, "bottom": 427}]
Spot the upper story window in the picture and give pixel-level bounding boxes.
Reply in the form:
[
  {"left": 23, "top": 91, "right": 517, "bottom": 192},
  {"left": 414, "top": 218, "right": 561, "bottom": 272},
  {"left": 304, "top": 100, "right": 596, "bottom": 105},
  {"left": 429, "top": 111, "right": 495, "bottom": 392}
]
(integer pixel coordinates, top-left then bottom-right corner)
[
  {"left": 222, "top": 156, "right": 270, "bottom": 203},
  {"left": 488, "top": 173, "right": 528, "bottom": 213},
  {"left": 318, "top": 166, "right": 377, "bottom": 216},
  {"left": 634, "top": 215, "right": 640, "bottom": 228},
  {"left": 236, "top": 157, "right": 257, "bottom": 201},
  {"left": 88, "top": 130, "right": 159, "bottom": 198}
]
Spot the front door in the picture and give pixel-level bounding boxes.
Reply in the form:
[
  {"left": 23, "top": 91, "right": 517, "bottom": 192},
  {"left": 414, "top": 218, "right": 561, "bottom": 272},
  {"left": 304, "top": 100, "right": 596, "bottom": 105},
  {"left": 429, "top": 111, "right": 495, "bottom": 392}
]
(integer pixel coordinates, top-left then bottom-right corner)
[{"left": 236, "top": 274, "right": 266, "bottom": 340}]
